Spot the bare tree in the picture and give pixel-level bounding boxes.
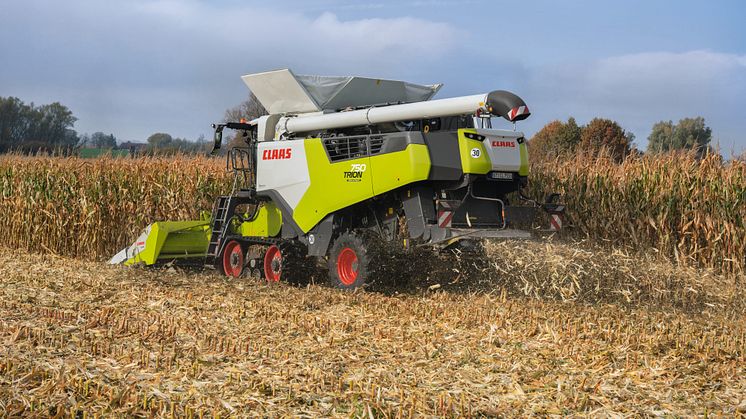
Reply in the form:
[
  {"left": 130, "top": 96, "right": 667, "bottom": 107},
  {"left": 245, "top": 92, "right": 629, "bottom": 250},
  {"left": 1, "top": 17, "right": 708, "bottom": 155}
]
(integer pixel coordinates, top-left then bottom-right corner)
[{"left": 223, "top": 92, "right": 267, "bottom": 149}]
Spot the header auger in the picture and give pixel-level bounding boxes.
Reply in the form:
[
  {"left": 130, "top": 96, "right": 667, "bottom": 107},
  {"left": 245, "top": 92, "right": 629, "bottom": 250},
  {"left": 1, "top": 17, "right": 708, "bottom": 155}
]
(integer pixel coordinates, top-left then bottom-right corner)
[{"left": 111, "top": 69, "right": 564, "bottom": 289}]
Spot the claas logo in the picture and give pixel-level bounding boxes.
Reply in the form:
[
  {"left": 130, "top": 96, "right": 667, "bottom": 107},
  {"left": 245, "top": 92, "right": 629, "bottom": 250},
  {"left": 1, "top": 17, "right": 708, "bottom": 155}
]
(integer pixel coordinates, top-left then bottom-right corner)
[
  {"left": 491, "top": 140, "right": 515, "bottom": 148},
  {"left": 262, "top": 148, "right": 292, "bottom": 160}
]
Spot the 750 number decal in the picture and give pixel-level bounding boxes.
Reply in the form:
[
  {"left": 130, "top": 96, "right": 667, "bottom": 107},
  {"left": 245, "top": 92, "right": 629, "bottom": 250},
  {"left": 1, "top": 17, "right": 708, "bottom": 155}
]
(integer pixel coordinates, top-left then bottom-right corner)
[{"left": 344, "top": 163, "right": 366, "bottom": 182}]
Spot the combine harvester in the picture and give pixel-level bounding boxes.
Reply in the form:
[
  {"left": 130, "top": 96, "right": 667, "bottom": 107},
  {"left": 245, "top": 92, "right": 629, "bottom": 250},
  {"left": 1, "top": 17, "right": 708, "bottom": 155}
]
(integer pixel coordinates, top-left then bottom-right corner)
[{"left": 111, "top": 69, "right": 564, "bottom": 289}]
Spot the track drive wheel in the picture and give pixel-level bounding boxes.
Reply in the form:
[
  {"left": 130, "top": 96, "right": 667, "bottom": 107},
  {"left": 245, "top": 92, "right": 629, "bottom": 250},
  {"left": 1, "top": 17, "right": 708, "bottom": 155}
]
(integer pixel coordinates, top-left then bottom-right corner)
[
  {"left": 328, "top": 231, "right": 384, "bottom": 290},
  {"left": 263, "top": 245, "right": 283, "bottom": 282},
  {"left": 263, "top": 242, "right": 312, "bottom": 284},
  {"left": 221, "top": 240, "right": 245, "bottom": 278}
]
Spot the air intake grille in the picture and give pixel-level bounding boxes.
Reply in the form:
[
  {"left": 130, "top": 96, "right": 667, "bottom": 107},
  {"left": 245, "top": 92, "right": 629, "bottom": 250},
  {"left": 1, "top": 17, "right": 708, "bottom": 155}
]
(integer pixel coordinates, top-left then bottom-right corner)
[
  {"left": 322, "top": 135, "right": 367, "bottom": 162},
  {"left": 368, "top": 135, "right": 384, "bottom": 155},
  {"left": 321, "top": 134, "right": 395, "bottom": 162}
]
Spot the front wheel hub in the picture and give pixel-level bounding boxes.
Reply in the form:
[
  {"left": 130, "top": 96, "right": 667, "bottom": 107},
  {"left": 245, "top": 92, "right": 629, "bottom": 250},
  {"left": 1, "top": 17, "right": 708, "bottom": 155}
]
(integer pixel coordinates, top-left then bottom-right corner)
[{"left": 336, "top": 247, "right": 359, "bottom": 286}]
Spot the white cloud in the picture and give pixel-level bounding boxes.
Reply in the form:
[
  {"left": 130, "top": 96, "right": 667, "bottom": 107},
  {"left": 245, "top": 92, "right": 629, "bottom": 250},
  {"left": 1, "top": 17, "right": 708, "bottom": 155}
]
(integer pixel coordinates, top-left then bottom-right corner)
[
  {"left": 524, "top": 50, "right": 746, "bottom": 153},
  {"left": 587, "top": 50, "right": 746, "bottom": 105},
  {"left": 0, "top": 0, "right": 462, "bottom": 140},
  {"left": 127, "top": 0, "right": 460, "bottom": 77}
]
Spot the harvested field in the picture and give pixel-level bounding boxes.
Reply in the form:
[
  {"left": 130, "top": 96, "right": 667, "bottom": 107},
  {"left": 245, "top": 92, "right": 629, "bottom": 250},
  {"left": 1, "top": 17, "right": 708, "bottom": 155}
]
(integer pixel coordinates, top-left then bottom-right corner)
[{"left": 1, "top": 242, "right": 745, "bottom": 417}]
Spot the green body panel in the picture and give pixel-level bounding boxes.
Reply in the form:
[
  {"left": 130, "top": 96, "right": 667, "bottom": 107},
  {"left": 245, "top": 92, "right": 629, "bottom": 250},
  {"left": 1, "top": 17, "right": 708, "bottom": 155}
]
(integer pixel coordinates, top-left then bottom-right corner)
[
  {"left": 370, "top": 144, "right": 430, "bottom": 195},
  {"left": 293, "top": 139, "right": 432, "bottom": 232},
  {"left": 518, "top": 141, "right": 529, "bottom": 176},
  {"left": 458, "top": 129, "right": 491, "bottom": 175},
  {"left": 293, "top": 139, "right": 374, "bottom": 232},
  {"left": 123, "top": 220, "right": 210, "bottom": 266},
  {"left": 239, "top": 202, "right": 282, "bottom": 237}
]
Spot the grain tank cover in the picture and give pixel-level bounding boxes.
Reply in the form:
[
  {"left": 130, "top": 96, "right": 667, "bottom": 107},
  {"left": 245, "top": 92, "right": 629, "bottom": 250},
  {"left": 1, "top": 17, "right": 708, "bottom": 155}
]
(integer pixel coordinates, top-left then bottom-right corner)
[{"left": 242, "top": 69, "right": 442, "bottom": 115}]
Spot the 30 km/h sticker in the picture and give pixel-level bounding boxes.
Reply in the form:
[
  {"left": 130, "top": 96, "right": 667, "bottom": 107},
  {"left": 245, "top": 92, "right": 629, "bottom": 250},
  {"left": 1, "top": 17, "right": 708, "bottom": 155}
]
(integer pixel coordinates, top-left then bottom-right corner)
[{"left": 470, "top": 148, "right": 481, "bottom": 158}]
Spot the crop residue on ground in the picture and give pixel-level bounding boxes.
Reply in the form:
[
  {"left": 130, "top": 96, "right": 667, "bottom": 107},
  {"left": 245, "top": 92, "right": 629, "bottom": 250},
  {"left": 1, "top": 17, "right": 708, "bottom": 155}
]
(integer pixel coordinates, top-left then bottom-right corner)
[{"left": 1, "top": 244, "right": 744, "bottom": 417}]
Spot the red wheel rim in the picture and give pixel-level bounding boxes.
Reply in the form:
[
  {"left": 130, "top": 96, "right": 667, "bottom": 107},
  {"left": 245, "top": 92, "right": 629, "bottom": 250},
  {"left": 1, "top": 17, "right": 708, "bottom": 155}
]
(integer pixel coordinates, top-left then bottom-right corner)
[
  {"left": 222, "top": 241, "right": 244, "bottom": 278},
  {"left": 336, "top": 247, "right": 359, "bottom": 286},
  {"left": 264, "top": 245, "right": 282, "bottom": 282}
]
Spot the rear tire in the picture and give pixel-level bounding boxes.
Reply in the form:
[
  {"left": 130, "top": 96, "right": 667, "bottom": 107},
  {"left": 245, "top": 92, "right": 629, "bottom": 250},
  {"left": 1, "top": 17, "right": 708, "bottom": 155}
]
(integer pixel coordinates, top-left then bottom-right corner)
[{"left": 328, "top": 231, "right": 383, "bottom": 290}]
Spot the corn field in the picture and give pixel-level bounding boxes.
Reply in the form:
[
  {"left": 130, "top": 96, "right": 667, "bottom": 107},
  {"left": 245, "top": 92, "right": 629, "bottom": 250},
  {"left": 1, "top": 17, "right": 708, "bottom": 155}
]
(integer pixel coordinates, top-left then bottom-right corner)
[
  {"left": 0, "top": 155, "right": 231, "bottom": 260},
  {"left": 529, "top": 152, "right": 746, "bottom": 275},
  {"left": 0, "top": 153, "right": 744, "bottom": 274}
]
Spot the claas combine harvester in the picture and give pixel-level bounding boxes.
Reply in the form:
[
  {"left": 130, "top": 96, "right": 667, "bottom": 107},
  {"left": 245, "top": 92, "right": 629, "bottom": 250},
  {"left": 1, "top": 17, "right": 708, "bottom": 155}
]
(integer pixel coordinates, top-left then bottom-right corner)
[{"left": 111, "top": 69, "right": 564, "bottom": 289}]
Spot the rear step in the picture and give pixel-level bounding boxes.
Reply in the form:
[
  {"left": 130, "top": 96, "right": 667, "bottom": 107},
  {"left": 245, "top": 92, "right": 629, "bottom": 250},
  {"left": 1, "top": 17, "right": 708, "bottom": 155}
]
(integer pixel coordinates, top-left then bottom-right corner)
[
  {"left": 428, "top": 228, "right": 532, "bottom": 249},
  {"left": 448, "top": 228, "right": 531, "bottom": 240}
]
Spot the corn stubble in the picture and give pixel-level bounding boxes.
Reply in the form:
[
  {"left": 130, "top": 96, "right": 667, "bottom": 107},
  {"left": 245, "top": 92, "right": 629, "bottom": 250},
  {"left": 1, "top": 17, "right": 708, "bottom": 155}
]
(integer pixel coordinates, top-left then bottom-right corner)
[{"left": 0, "top": 247, "right": 744, "bottom": 417}]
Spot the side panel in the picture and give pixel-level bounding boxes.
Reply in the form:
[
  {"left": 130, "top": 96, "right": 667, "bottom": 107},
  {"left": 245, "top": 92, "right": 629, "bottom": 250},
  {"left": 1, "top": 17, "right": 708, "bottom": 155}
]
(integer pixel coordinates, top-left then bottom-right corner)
[
  {"left": 239, "top": 202, "right": 283, "bottom": 237},
  {"left": 370, "top": 144, "right": 431, "bottom": 195},
  {"left": 457, "top": 130, "right": 491, "bottom": 175},
  {"left": 256, "top": 139, "right": 310, "bottom": 210},
  {"left": 518, "top": 141, "right": 529, "bottom": 176},
  {"left": 292, "top": 139, "right": 373, "bottom": 232},
  {"left": 112, "top": 220, "right": 210, "bottom": 266}
]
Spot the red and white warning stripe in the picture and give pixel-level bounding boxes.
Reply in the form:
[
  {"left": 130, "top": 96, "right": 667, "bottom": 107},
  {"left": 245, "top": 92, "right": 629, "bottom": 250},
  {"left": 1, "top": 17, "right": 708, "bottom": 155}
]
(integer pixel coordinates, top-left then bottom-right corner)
[
  {"left": 549, "top": 213, "right": 562, "bottom": 231},
  {"left": 437, "top": 200, "right": 457, "bottom": 228},
  {"left": 507, "top": 105, "right": 530, "bottom": 121},
  {"left": 438, "top": 210, "right": 454, "bottom": 228}
]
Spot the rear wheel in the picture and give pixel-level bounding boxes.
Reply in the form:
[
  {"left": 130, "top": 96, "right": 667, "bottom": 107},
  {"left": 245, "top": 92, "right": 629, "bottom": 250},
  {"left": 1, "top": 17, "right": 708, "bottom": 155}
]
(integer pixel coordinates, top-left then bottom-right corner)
[
  {"left": 221, "top": 240, "right": 245, "bottom": 278},
  {"left": 328, "top": 231, "right": 383, "bottom": 290}
]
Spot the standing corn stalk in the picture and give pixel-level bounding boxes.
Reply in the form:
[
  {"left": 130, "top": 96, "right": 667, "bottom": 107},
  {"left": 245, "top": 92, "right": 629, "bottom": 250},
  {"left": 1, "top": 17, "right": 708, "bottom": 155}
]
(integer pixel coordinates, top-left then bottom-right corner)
[{"left": 0, "top": 153, "right": 743, "bottom": 274}]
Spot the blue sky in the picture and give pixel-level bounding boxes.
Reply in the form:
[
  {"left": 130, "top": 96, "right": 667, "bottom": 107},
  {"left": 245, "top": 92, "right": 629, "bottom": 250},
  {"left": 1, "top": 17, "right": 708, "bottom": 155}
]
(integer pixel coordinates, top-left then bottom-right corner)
[{"left": 1, "top": 0, "right": 745, "bottom": 154}]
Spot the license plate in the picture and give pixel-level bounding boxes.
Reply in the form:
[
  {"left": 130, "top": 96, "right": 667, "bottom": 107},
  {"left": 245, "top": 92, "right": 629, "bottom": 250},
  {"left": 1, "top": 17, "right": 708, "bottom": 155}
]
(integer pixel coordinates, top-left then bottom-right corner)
[{"left": 488, "top": 171, "right": 514, "bottom": 181}]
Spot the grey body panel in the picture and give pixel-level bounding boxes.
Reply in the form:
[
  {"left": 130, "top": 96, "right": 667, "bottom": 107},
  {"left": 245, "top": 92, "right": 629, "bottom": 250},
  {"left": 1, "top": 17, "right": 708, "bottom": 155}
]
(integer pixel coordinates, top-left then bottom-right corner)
[
  {"left": 298, "top": 75, "right": 442, "bottom": 111},
  {"left": 307, "top": 214, "right": 335, "bottom": 257},
  {"left": 401, "top": 186, "right": 436, "bottom": 240},
  {"left": 421, "top": 131, "right": 463, "bottom": 180}
]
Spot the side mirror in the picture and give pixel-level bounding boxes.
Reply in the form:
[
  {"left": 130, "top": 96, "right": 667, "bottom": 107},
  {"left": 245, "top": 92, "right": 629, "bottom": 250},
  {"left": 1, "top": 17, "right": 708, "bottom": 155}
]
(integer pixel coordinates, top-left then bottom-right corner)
[{"left": 211, "top": 124, "right": 224, "bottom": 155}]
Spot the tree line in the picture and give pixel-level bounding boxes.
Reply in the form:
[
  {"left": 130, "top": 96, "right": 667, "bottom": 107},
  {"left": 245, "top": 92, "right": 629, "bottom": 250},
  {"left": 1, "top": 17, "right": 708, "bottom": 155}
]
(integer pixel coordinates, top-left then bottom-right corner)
[
  {"left": 0, "top": 96, "right": 209, "bottom": 155},
  {"left": 528, "top": 116, "right": 720, "bottom": 162},
  {"left": 0, "top": 97, "right": 78, "bottom": 153},
  {"left": 3, "top": 94, "right": 740, "bottom": 160}
]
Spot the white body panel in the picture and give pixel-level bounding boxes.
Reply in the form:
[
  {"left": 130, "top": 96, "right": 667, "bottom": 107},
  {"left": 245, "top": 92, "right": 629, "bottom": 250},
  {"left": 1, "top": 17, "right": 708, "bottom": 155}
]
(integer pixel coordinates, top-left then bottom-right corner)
[
  {"left": 279, "top": 93, "right": 489, "bottom": 135},
  {"left": 256, "top": 139, "right": 310, "bottom": 209},
  {"left": 478, "top": 129, "right": 524, "bottom": 172}
]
